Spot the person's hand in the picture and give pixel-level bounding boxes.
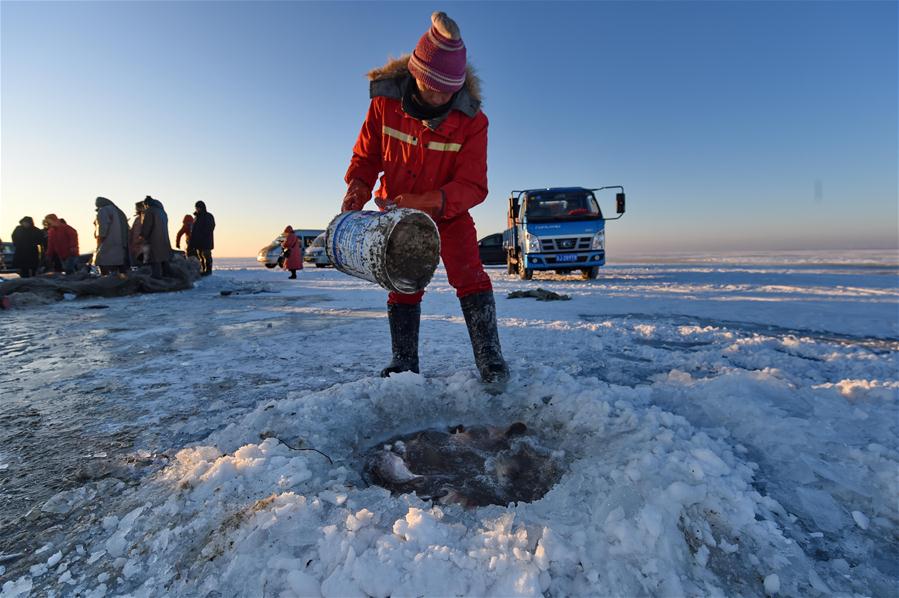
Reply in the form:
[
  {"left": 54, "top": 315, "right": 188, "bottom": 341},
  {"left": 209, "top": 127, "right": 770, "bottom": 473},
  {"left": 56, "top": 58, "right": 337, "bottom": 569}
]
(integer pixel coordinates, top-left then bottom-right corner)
[
  {"left": 341, "top": 179, "right": 371, "bottom": 212},
  {"left": 393, "top": 190, "right": 444, "bottom": 220}
]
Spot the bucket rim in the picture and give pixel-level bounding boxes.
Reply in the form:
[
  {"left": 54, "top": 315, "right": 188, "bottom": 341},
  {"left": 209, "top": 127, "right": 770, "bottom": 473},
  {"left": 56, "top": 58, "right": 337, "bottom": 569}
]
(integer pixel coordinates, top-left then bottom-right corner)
[{"left": 382, "top": 209, "right": 440, "bottom": 294}]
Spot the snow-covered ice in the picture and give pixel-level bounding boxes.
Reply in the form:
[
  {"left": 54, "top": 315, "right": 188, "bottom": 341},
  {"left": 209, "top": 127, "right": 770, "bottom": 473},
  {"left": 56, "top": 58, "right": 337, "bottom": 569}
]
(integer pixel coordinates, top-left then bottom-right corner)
[{"left": 1, "top": 253, "right": 897, "bottom": 597}]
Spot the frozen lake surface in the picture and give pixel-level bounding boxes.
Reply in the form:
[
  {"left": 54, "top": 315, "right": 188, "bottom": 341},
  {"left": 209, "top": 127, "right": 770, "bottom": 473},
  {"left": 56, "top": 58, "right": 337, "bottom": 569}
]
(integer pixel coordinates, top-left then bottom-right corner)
[{"left": 1, "top": 253, "right": 897, "bottom": 596}]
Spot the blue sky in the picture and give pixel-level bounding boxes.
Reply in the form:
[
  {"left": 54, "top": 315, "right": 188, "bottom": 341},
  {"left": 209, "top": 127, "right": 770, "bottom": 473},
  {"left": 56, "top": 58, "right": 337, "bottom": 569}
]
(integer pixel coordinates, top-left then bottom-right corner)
[{"left": 2, "top": 1, "right": 896, "bottom": 256}]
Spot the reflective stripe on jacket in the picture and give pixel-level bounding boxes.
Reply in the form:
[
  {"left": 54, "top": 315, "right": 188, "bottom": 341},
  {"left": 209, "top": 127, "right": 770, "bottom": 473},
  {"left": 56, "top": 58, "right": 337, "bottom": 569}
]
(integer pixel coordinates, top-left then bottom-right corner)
[{"left": 345, "top": 89, "right": 488, "bottom": 221}]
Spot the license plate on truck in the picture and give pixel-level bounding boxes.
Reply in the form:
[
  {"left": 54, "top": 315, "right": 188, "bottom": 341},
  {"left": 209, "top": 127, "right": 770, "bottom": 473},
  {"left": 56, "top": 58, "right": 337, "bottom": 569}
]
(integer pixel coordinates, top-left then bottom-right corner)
[{"left": 556, "top": 254, "right": 578, "bottom": 262}]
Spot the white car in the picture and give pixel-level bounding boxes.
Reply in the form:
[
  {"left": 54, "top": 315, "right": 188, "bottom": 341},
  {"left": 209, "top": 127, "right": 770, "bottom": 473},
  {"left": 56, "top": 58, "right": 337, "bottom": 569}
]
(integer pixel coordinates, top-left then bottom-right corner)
[
  {"left": 303, "top": 233, "right": 331, "bottom": 268},
  {"left": 256, "top": 229, "right": 324, "bottom": 269}
]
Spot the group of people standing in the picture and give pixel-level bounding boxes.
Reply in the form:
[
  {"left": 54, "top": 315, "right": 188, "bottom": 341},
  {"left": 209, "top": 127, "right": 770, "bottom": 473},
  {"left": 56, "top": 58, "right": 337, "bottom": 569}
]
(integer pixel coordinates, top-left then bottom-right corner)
[
  {"left": 9, "top": 196, "right": 215, "bottom": 279},
  {"left": 173, "top": 201, "right": 216, "bottom": 276},
  {"left": 9, "top": 214, "right": 80, "bottom": 277}
]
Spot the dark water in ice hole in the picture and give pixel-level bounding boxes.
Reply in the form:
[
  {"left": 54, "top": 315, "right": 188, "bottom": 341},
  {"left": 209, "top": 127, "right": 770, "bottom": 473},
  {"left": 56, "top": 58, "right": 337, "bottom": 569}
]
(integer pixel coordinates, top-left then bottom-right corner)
[{"left": 361, "top": 423, "right": 565, "bottom": 508}]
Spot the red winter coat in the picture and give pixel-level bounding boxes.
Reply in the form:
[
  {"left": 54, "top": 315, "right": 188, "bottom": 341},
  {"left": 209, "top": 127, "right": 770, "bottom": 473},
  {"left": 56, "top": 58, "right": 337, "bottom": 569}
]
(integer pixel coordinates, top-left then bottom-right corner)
[
  {"left": 176, "top": 215, "right": 194, "bottom": 249},
  {"left": 47, "top": 222, "right": 79, "bottom": 260},
  {"left": 281, "top": 229, "right": 303, "bottom": 270},
  {"left": 345, "top": 57, "right": 488, "bottom": 221}
]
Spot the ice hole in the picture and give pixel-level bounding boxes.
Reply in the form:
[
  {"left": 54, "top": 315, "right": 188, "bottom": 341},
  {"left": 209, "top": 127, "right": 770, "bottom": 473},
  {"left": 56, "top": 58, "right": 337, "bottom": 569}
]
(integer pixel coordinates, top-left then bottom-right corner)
[{"left": 361, "top": 422, "right": 564, "bottom": 508}]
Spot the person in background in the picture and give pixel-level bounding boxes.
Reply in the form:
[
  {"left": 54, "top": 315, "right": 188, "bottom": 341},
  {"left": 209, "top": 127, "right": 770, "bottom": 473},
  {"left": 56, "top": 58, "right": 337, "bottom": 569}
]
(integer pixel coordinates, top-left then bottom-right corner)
[
  {"left": 281, "top": 226, "right": 303, "bottom": 279},
  {"left": 129, "top": 202, "right": 147, "bottom": 266},
  {"left": 188, "top": 201, "right": 215, "bottom": 276},
  {"left": 175, "top": 214, "right": 194, "bottom": 256},
  {"left": 11, "top": 216, "right": 44, "bottom": 278},
  {"left": 39, "top": 217, "right": 50, "bottom": 272},
  {"left": 60, "top": 219, "right": 79, "bottom": 260},
  {"left": 341, "top": 11, "right": 509, "bottom": 384},
  {"left": 44, "top": 214, "right": 79, "bottom": 273},
  {"left": 94, "top": 197, "right": 130, "bottom": 275},
  {"left": 140, "top": 196, "right": 173, "bottom": 279}
]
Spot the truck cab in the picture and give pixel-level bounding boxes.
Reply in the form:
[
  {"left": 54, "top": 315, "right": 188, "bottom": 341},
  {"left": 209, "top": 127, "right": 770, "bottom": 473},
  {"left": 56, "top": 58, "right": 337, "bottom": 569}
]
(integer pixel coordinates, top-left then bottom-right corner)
[{"left": 503, "top": 186, "right": 625, "bottom": 280}]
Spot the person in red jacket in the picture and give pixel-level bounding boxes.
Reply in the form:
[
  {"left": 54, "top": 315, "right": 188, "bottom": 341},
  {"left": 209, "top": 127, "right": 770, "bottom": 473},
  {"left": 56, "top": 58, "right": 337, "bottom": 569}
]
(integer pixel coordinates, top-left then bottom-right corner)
[
  {"left": 341, "top": 12, "right": 508, "bottom": 385},
  {"left": 175, "top": 214, "right": 194, "bottom": 255},
  {"left": 44, "top": 214, "right": 79, "bottom": 273},
  {"left": 280, "top": 226, "right": 303, "bottom": 280}
]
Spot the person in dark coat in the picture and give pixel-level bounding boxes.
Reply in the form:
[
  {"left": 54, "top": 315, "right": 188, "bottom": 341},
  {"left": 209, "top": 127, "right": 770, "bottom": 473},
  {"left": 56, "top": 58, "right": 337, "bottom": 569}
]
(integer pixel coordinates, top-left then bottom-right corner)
[
  {"left": 129, "top": 202, "right": 146, "bottom": 266},
  {"left": 188, "top": 201, "right": 215, "bottom": 275},
  {"left": 11, "top": 216, "right": 44, "bottom": 278},
  {"left": 39, "top": 218, "right": 50, "bottom": 271},
  {"left": 140, "top": 196, "right": 173, "bottom": 279}
]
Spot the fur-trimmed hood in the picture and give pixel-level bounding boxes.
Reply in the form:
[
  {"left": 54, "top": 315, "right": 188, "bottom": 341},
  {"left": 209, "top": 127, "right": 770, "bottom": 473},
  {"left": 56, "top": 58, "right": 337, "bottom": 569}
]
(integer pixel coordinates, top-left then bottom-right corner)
[{"left": 367, "top": 54, "right": 482, "bottom": 118}]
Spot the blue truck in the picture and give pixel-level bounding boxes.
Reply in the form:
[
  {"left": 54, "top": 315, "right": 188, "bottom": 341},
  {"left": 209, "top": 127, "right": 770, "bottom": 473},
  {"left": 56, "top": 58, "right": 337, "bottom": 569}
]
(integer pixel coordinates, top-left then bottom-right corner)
[{"left": 503, "top": 186, "right": 625, "bottom": 280}]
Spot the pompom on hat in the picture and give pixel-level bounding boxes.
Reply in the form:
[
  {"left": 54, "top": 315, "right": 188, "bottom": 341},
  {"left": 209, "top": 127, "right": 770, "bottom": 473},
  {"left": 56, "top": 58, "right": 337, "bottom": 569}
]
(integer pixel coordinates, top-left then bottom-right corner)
[{"left": 408, "top": 12, "right": 467, "bottom": 93}]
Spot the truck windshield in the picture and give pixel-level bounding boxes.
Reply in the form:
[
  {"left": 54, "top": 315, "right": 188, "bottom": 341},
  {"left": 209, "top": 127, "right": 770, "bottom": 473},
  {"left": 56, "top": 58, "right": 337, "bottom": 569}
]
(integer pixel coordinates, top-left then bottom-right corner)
[{"left": 524, "top": 192, "right": 602, "bottom": 222}]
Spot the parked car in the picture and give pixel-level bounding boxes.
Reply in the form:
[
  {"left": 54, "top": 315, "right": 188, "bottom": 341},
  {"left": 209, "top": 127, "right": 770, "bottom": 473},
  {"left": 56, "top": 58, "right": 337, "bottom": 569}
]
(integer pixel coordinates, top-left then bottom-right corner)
[
  {"left": 256, "top": 229, "right": 324, "bottom": 269},
  {"left": 303, "top": 233, "right": 332, "bottom": 268},
  {"left": 0, "top": 242, "right": 14, "bottom": 273},
  {"left": 478, "top": 233, "right": 506, "bottom": 266}
]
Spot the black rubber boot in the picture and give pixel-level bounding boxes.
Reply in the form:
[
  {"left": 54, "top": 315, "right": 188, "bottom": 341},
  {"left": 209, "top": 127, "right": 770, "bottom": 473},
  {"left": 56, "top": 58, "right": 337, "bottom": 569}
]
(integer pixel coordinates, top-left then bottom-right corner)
[
  {"left": 460, "top": 291, "right": 509, "bottom": 386},
  {"left": 381, "top": 303, "right": 421, "bottom": 377}
]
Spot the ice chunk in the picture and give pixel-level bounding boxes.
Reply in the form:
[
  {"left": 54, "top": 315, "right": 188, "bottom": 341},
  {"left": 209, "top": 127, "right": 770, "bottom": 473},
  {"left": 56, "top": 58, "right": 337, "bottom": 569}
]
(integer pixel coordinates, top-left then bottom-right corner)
[
  {"left": 46, "top": 551, "right": 63, "bottom": 567},
  {"left": 392, "top": 508, "right": 451, "bottom": 547},
  {"left": 122, "top": 559, "right": 141, "bottom": 579},
  {"left": 690, "top": 448, "right": 730, "bottom": 476},
  {"left": 808, "top": 569, "right": 830, "bottom": 593},
  {"left": 105, "top": 505, "right": 146, "bottom": 558},
  {"left": 286, "top": 570, "right": 321, "bottom": 596},
  {"left": 851, "top": 510, "right": 870, "bottom": 530},
  {"left": 764, "top": 573, "right": 780, "bottom": 595},
  {"left": 1, "top": 577, "right": 33, "bottom": 597},
  {"left": 695, "top": 545, "right": 710, "bottom": 567},
  {"left": 798, "top": 454, "right": 871, "bottom": 498},
  {"left": 29, "top": 563, "right": 48, "bottom": 577},
  {"left": 42, "top": 488, "right": 90, "bottom": 515},
  {"left": 795, "top": 487, "right": 848, "bottom": 532},
  {"left": 346, "top": 508, "right": 374, "bottom": 532}
]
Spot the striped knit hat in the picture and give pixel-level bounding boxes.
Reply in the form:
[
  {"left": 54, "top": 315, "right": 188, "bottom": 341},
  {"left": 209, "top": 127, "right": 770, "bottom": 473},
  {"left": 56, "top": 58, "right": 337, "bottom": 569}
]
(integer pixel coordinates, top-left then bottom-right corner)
[{"left": 408, "top": 12, "right": 466, "bottom": 93}]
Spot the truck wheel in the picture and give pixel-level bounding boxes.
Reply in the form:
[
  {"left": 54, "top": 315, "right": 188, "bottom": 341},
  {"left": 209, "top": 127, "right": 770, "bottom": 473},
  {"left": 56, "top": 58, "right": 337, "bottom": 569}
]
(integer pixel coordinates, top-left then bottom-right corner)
[
  {"left": 581, "top": 267, "right": 598, "bottom": 280},
  {"left": 506, "top": 253, "right": 516, "bottom": 275},
  {"left": 518, "top": 259, "right": 533, "bottom": 280},
  {"left": 315, "top": 263, "right": 325, "bottom": 268}
]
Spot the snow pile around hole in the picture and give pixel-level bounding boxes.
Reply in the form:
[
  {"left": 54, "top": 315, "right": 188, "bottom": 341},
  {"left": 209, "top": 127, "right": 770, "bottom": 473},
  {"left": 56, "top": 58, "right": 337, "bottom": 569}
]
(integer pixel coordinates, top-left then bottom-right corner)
[{"left": 39, "top": 369, "right": 834, "bottom": 598}]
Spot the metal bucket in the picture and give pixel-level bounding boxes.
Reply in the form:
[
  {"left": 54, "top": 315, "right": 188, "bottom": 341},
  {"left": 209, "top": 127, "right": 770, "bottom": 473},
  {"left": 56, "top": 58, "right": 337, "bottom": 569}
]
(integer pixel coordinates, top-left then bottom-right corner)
[{"left": 325, "top": 209, "right": 440, "bottom": 294}]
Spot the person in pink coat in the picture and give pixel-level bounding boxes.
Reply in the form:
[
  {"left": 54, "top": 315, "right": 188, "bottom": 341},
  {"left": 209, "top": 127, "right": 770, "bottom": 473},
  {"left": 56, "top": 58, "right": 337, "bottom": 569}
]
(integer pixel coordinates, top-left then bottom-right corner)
[{"left": 281, "top": 226, "right": 303, "bottom": 279}]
